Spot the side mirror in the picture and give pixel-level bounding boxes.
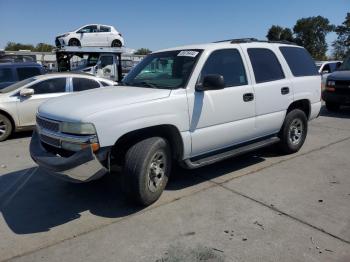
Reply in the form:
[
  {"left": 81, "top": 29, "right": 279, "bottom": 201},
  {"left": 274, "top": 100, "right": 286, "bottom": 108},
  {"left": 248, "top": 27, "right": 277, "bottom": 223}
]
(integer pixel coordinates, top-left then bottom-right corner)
[
  {"left": 20, "top": 88, "right": 34, "bottom": 97},
  {"left": 196, "top": 74, "right": 225, "bottom": 91}
]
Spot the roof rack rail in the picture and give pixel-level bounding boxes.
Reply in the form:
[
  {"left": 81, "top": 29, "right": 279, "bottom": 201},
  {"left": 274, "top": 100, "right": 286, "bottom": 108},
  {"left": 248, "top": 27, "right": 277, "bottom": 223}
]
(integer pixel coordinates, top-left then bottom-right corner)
[{"left": 213, "top": 38, "right": 297, "bottom": 45}]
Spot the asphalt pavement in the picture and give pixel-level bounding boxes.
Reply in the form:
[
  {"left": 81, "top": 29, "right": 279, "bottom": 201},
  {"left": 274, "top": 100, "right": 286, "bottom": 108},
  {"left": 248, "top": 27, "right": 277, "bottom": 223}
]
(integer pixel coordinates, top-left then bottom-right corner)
[{"left": 0, "top": 106, "right": 349, "bottom": 262}]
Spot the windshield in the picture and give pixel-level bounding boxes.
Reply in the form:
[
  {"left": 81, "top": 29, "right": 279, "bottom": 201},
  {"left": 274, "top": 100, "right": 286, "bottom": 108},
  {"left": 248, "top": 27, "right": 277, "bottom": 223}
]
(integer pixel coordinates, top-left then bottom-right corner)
[
  {"left": 122, "top": 50, "right": 202, "bottom": 89},
  {"left": 0, "top": 77, "right": 36, "bottom": 93},
  {"left": 337, "top": 56, "right": 350, "bottom": 71}
]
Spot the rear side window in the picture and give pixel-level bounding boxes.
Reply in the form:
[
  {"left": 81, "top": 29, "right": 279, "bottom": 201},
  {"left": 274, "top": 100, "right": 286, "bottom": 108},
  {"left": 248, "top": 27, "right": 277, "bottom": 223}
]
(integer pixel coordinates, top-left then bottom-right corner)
[
  {"left": 73, "top": 78, "right": 100, "bottom": 92},
  {"left": 248, "top": 48, "right": 285, "bottom": 83},
  {"left": 100, "top": 26, "right": 111, "bottom": 32},
  {"left": 200, "top": 49, "right": 247, "bottom": 87},
  {"left": 279, "top": 47, "right": 318, "bottom": 77},
  {"left": 16, "top": 67, "right": 41, "bottom": 81},
  {"left": 0, "top": 68, "right": 13, "bottom": 82},
  {"left": 31, "top": 78, "right": 66, "bottom": 94}
]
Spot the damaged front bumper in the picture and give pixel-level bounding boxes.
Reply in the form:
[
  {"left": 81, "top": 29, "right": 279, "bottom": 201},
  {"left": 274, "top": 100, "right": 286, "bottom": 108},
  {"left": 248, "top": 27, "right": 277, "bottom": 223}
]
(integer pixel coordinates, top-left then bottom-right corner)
[{"left": 30, "top": 130, "right": 109, "bottom": 183}]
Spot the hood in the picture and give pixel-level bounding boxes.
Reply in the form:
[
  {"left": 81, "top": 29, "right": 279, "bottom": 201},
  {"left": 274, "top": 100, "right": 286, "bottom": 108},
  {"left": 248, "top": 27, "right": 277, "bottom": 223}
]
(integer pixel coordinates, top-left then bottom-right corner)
[
  {"left": 56, "top": 32, "right": 71, "bottom": 38},
  {"left": 38, "top": 86, "right": 171, "bottom": 122},
  {"left": 327, "top": 70, "right": 350, "bottom": 81}
]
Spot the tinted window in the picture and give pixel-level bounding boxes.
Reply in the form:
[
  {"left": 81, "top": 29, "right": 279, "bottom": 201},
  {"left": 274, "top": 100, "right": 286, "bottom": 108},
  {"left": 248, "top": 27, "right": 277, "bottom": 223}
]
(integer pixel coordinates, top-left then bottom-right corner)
[
  {"left": 73, "top": 78, "right": 100, "bottom": 92},
  {"left": 100, "top": 26, "right": 111, "bottom": 32},
  {"left": 31, "top": 78, "right": 66, "bottom": 94},
  {"left": 16, "top": 67, "right": 41, "bottom": 80},
  {"left": 79, "top": 25, "right": 98, "bottom": 33},
  {"left": 200, "top": 49, "right": 247, "bottom": 87},
  {"left": 279, "top": 47, "right": 318, "bottom": 77},
  {"left": 248, "top": 48, "right": 285, "bottom": 83},
  {"left": 100, "top": 56, "right": 113, "bottom": 67},
  {"left": 0, "top": 68, "right": 13, "bottom": 82}
]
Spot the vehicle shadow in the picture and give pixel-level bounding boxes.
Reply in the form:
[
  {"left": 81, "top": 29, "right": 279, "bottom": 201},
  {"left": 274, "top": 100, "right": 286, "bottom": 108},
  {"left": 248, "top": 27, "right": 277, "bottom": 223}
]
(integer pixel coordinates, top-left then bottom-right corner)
[
  {"left": 0, "top": 149, "right": 268, "bottom": 235},
  {"left": 9, "top": 131, "right": 33, "bottom": 140}
]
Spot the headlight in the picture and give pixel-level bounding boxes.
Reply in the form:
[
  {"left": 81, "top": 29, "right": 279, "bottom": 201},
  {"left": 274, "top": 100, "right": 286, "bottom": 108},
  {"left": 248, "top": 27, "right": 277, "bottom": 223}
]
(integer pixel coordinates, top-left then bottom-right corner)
[
  {"left": 61, "top": 122, "right": 96, "bottom": 135},
  {"left": 58, "top": 33, "right": 69, "bottom": 38},
  {"left": 327, "top": 80, "right": 335, "bottom": 87}
]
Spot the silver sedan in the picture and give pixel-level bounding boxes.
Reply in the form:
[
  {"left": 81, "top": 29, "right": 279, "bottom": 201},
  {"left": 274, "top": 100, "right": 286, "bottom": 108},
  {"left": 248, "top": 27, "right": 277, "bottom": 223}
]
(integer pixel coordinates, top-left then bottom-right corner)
[{"left": 0, "top": 73, "right": 117, "bottom": 141}]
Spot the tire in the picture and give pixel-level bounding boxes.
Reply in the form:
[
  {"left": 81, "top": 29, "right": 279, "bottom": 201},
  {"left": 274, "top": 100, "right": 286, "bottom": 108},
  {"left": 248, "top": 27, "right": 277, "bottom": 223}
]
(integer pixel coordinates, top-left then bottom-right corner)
[
  {"left": 326, "top": 102, "right": 340, "bottom": 112},
  {"left": 0, "top": 113, "right": 13, "bottom": 142},
  {"left": 121, "top": 137, "right": 171, "bottom": 206},
  {"left": 111, "top": 40, "right": 122, "bottom": 47},
  {"left": 278, "top": 109, "right": 308, "bottom": 154},
  {"left": 68, "top": 38, "right": 81, "bottom": 46}
]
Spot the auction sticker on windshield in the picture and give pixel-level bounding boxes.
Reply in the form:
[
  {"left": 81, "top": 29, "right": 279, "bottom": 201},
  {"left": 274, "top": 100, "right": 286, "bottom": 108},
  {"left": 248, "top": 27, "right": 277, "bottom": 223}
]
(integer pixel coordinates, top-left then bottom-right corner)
[{"left": 177, "top": 50, "right": 199, "bottom": 57}]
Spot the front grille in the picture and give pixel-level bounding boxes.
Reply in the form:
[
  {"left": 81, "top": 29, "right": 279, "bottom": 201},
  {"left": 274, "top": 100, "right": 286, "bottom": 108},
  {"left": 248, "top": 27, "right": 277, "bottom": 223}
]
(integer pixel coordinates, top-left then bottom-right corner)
[
  {"left": 41, "top": 134, "right": 61, "bottom": 147},
  {"left": 335, "top": 80, "right": 350, "bottom": 89},
  {"left": 36, "top": 116, "right": 60, "bottom": 133}
]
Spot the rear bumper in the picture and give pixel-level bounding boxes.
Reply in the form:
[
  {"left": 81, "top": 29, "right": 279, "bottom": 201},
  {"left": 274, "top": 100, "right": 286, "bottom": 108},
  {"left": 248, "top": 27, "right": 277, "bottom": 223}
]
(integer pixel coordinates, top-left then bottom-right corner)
[
  {"left": 322, "top": 91, "right": 350, "bottom": 105},
  {"left": 30, "top": 130, "right": 108, "bottom": 183}
]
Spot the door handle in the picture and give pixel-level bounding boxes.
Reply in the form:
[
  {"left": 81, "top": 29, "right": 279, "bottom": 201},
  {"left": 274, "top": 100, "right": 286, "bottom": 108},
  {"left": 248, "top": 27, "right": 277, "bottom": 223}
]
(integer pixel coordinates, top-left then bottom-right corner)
[
  {"left": 281, "top": 87, "right": 290, "bottom": 95},
  {"left": 243, "top": 93, "right": 254, "bottom": 102}
]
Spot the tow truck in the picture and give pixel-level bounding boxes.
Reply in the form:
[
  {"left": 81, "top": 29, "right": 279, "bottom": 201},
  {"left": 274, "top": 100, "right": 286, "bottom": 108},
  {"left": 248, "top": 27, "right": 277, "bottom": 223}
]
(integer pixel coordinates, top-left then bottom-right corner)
[{"left": 55, "top": 46, "right": 136, "bottom": 82}]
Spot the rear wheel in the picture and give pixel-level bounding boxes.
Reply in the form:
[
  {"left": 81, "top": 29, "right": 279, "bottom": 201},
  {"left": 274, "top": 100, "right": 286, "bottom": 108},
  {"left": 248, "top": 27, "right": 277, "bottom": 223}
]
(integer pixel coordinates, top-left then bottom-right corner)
[
  {"left": 326, "top": 102, "right": 340, "bottom": 112},
  {"left": 121, "top": 137, "right": 171, "bottom": 206},
  {"left": 111, "top": 40, "right": 122, "bottom": 47},
  {"left": 68, "top": 38, "right": 81, "bottom": 46},
  {"left": 0, "top": 114, "right": 13, "bottom": 142},
  {"left": 278, "top": 109, "right": 308, "bottom": 154}
]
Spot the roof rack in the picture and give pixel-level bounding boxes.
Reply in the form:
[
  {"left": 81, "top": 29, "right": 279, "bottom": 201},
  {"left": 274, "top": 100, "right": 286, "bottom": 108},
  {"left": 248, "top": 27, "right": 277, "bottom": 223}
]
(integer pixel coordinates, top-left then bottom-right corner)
[{"left": 213, "top": 38, "right": 297, "bottom": 45}]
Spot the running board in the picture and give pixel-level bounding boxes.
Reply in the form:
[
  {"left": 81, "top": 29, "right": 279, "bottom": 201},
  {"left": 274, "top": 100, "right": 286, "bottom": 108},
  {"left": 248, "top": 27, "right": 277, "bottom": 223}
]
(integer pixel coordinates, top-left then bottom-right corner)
[{"left": 184, "top": 136, "right": 280, "bottom": 169}]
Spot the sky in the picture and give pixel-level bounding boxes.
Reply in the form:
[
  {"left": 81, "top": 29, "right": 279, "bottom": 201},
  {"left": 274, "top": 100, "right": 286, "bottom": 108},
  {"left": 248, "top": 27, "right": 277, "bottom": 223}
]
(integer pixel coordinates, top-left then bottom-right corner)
[{"left": 0, "top": 0, "right": 348, "bottom": 53}]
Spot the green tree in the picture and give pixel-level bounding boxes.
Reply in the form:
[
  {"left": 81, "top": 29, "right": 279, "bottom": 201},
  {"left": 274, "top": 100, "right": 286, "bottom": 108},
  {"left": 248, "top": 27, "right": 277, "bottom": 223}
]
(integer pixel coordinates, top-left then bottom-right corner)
[
  {"left": 5, "top": 42, "right": 35, "bottom": 51},
  {"left": 34, "top": 43, "right": 55, "bottom": 52},
  {"left": 134, "top": 48, "right": 152, "bottom": 55},
  {"left": 4, "top": 42, "right": 54, "bottom": 52},
  {"left": 332, "top": 12, "right": 350, "bottom": 59},
  {"left": 293, "top": 16, "right": 334, "bottom": 60},
  {"left": 267, "top": 25, "right": 294, "bottom": 42}
]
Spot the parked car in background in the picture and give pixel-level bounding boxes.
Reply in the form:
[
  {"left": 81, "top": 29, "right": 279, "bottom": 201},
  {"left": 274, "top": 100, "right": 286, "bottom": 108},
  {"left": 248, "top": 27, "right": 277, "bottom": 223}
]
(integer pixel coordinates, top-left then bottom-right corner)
[
  {"left": 316, "top": 61, "right": 342, "bottom": 75},
  {"left": 316, "top": 60, "right": 342, "bottom": 90},
  {"left": 55, "top": 24, "right": 124, "bottom": 48},
  {"left": 121, "top": 59, "right": 138, "bottom": 77},
  {"left": 31, "top": 39, "right": 321, "bottom": 206},
  {"left": 0, "top": 73, "right": 116, "bottom": 141},
  {"left": 322, "top": 55, "right": 350, "bottom": 111},
  {"left": 0, "top": 63, "right": 44, "bottom": 90}
]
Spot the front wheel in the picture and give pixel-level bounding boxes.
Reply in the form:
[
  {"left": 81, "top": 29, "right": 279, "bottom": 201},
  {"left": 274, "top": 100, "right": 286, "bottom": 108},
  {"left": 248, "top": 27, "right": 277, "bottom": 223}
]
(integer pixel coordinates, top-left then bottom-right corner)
[
  {"left": 0, "top": 113, "right": 13, "bottom": 142},
  {"left": 121, "top": 137, "right": 171, "bottom": 206},
  {"left": 278, "top": 109, "right": 308, "bottom": 154}
]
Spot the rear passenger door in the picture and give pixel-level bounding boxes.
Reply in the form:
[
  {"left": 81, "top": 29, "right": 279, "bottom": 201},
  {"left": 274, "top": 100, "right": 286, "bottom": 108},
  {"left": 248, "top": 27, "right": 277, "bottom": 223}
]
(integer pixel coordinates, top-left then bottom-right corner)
[
  {"left": 189, "top": 48, "right": 256, "bottom": 156},
  {"left": 72, "top": 77, "right": 101, "bottom": 92},
  {"left": 242, "top": 46, "right": 293, "bottom": 137}
]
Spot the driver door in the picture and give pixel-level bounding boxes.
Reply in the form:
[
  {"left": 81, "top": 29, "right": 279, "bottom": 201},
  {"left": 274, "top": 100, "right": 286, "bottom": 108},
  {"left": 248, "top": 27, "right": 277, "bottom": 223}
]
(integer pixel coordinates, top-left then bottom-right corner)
[
  {"left": 78, "top": 25, "right": 98, "bottom": 46},
  {"left": 16, "top": 77, "right": 69, "bottom": 127},
  {"left": 188, "top": 48, "right": 256, "bottom": 157}
]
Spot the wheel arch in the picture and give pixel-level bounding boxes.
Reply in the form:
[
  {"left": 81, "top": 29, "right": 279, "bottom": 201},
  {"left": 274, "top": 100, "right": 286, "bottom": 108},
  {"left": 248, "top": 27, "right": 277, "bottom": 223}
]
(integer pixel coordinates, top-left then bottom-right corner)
[
  {"left": 287, "top": 99, "right": 311, "bottom": 119},
  {"left": 111, "top": 124, "right": 184, "bottom": 166}
]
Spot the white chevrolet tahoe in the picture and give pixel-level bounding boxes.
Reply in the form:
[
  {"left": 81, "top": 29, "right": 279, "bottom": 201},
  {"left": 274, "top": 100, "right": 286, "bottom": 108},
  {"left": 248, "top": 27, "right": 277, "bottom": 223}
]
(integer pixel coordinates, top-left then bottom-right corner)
[{"left": 30, "top": 39, "right": 321, "bottom": 206}]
